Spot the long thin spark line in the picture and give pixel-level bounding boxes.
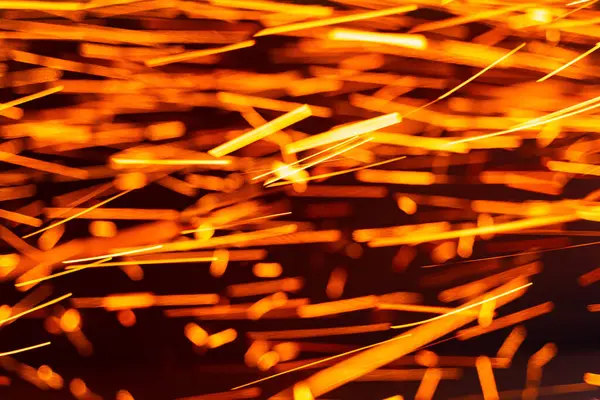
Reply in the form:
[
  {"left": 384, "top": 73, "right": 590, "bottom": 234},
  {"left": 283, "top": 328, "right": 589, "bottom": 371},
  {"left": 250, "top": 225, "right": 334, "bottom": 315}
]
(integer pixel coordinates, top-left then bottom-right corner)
[
  {"left": 16, "top": 258, "right": 113, "bottom": 288},
  {"left": 145, "top": 40, "right": 256, "bottom": 67},
  {"left": 63, "top": 244, "right": 164, "bottom": 264},
  {"left": 390, "top": 283, "right": 532, "bottom": 329},
  {"left": 56, "top": 182, "right": 114, "bottom": 217},
  {"left": 180, "top": 212, "right": 292, "bottom": 235},
  {"left": 230, "top": 333, "right": 411, "bottom": 390},
  {"left": 449, "top": 94, "right": 600, "bottom": 146},
  {"left": 252, "top": 135, "right": 363, "bottom": 181},
  {"left": 548, "top": 0, "right": 598, "bottom": 23},
  {"left": 0, "top": 341, "right": 51, "bottom": 357},
  {"left": 422, "top": 239, "right": 600, "bottom": 269},
  {"left": 402, "top": 43, "right": 525, "bottom": 118},
  {"left": 22, "top": 190, "right": 133, "bottom": 239},
  {"left": 65, "top": 257, "right": 217, "bottom": 270},
  {"left": 266, "top": 156, "right": 406, "bottom": 188},
  {"left": 265, "top": 136, "right": 373, "bottom": 186},
  {"left": 245, "top": 157, "right": 348, "bottom": 176},
  {"left": 0, "top": 293, "right": 72, "bottom": 326},
  {"left": 537, "top": 43, "right": 600, "bottom": 82},
  {"left": 0, "top": 85, "right": 63, "bottom": 112},
  {"left": 112, "top": 158, "right": 231, "bottom": 166}
]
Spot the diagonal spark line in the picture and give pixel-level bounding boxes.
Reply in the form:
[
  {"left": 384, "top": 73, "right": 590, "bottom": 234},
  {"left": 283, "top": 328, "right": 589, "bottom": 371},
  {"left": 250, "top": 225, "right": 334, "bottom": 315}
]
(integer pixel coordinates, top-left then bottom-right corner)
[
  {"left": 180, "top": 212, "right": 292, "bottom": 235},
  {"left": 0, "top": 85, "right": 63, "bottom": 112},
  {"left": 0, "top": 293, "right": 72, "bottom": 326},
  {"left": 16, "top": 257, "right": 112, "bottom": 287},
  {"left": 422, "top": 240, "right": 600, "bottom": 269},
  {"left": 390, "top": 283, "right": 532, "bottom": 329},
  {"left": 252, "top": 135, "right": 363, "bottom": 181},
  {"left": 537, "top": 43, "right": 600, "bottom": 82},
  {"left": 0, "top": 341, "right": 51, "bottom": 357},
  {"left": 22, "top": 189, "right": 133, "bottom": 239},
  {"left": 63, "top": 244, "right": 163, "bottom": 264},
  {"left": 266, "top": 156, "right": 406, "bottom": 188},
  {"left": 230, "top": 333, "right": 411, "bottom": 390},
  {"left": 265, "top": 136, "right": 373, "bottom": 186},
  {"left": 448, "top": 94, "right": 600, "bottom": 146},
  {"left": 403, "top": 43, "right": 525, "bottom": 118}
]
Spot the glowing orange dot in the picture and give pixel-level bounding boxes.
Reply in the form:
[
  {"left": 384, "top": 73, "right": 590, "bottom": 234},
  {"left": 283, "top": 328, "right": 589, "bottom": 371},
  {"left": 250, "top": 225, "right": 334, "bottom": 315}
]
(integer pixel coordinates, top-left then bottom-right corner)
[
  {"left": 117, "top": 310, "right": 136, "bottom": 327},
  {"left": 60, "top": 309, "right": 81, "bottom": 333},
  {"left": 116, "top": 389, "right": 135, "bottom": 400},
  {"left": 37, "top": 365, "right": 53, "bottom": 381},
  {"left": 69, "top": 378, "right": 87, "bottom": 398},
  {"left": 89, "top": 220, "right": 117, "bottom": 238},
  {"left": 184, "top": 323, "right": 208, "bottom": 347}
]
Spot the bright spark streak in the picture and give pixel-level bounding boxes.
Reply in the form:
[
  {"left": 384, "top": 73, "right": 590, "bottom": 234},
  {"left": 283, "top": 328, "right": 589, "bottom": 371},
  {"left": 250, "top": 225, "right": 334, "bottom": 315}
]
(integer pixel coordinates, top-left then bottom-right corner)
[
  {"left": 390, "top": 283, "right": 532, "bottom": 329},
  {"left": 63, "top": 245, "right": 163, "bottom": 264}
]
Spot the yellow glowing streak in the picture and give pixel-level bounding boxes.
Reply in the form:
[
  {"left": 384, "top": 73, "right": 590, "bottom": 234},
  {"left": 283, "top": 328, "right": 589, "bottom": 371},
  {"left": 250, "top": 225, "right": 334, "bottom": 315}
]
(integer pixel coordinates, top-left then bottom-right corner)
[
  {"left": 402, "top": 43, "right": 525, "bottom": 119},
  {"left": 22, "top": 190, "right": 132, "bottom": 239},
  {"left": 65, "top": 257, "right": 216, "bottom": 269},
  {"left": 253, "top": 136, "right": 361, "bottom": 181},
  {"left": 230, "top": 334, "right": 411, "bottom": 390},
  {"left": 0, "top": 1, "right": 80, "bottom": 10},
  {"left": 567, "top": 0, "right": 592, "bottom": 6},
  {"left": 210, "top": 0, "right": 332, "bottom": 16},
  {"left": 254, "top": 5, "right": 418, "bottom": 37},
  {"left": 180, "top": 212, "right": 292, "bottom": 235},
  {"left": 266, "top": 156, "right": 406, "bottom": 188},
  {"left": 329, "top": 29, "right": 427, "bottom": 50},
  {"left": 145, "top": 40, "right": 256, "bottom": 67},
  {"left": 449, "top": 94, "right": 600, "bottom": 146},
  {"left": 16, "top": 258, "right": 112, "bottom": 288},
  {"left": 0, "top": 293, "right": 72, "bottom": 326},
  {"left": 266, "top": 136, "right": 373, "bottom": 186},
  {"left": 112, "top": 158, "right": 231, "bottom": 166},
  {"left": 410, "top": 3, "right": 530, "bottom": 33},
  {"left": 390, "top": 283, "right": 532, "bottom": 329},
  {"left": 63, "top": 245, "right": 164, "bottom": 264},
  {"left": 438, "top": 44, "right": 525, "bottom": 101},
  {"left": 0, "top": 152, "right": 88, "bottom": 180},
  {"left": 0, "top": 85, "right": 63, "bottom": 113},
  {"left": 286, "top": 112, "right": 401, "bottom": 154},
  {"left": 209, "top": 105, "right": 312, "bottom": 158},
  {"left": 537, "top": 43, "right": 600, "bottom": 82},
  {"left": 0, "top": 341, "right": 51, "bottom": 357}
]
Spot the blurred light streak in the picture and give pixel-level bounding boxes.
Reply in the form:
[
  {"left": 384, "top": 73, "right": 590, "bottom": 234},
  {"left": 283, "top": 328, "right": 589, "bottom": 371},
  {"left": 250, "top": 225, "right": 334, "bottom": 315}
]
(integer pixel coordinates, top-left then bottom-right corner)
[
  {"left": 230, "top": 333, "right": 412, "bottom": 390},
  {"left": 23, "top": 189, "right": 133, "bottom": 239},
  {"left": 0, "top": 293, "right": 72, "bottom": 326},
  {"left": 254, "top": 5, "right": 418, "bottom": 37},
  {"left": 209, "top": 105, "right": 312, "bottom": 158},
  {"left": 15, "top": 257, "right": 112, "bottom": 288},
  {"left": 458, "top": 302, "right": 554, "bottom": 340},
  {"left": 285, "top": 112, "right": 400, "bottom": 154},
  {"left": 368, "top": 214, "right": 579, "bottom": 247},
  {"left": 248, "top": 323, "right": 391, "bottom": 340},
  {"left": 475, "top": 356, "right": 499, "bottom": 400},
  {"left": 496, "top": 326, "right": 526, "bottom": 362}
]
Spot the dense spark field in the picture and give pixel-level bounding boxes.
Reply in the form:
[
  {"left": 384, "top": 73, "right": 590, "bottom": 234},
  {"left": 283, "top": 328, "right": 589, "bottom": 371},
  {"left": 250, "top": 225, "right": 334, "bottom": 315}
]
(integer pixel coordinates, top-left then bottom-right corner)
[{"left": 1, "top": 0, "right": 600, "bottom": 399}]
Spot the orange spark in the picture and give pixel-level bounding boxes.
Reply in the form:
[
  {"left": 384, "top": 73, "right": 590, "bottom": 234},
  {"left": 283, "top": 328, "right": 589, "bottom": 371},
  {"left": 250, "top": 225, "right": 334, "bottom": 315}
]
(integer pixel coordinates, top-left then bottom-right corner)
[
  {"left": 458, "top": 302, "right": 554, "bottom": 340},
  {"left": 146, "top": 40, "right": 256, "bottom": 67},
  {"left": 475, "top": 356, "right": 500, "bottom": 400},
  {"left": 209, "top": 105, "right": 312, "bottom": 158},
  {"left": 254, "top": 5, "right": 418, "bottom": 37},
  {"left": 23, "top": 189, "right": 133, "bottom": 239}
]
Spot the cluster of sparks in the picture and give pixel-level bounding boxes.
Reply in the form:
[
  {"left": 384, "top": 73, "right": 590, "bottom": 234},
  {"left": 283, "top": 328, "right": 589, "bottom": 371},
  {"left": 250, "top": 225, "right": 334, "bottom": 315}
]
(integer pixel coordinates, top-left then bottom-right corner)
[{"left": 0, "top": 0, "right": 600, "bottom": 399}]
